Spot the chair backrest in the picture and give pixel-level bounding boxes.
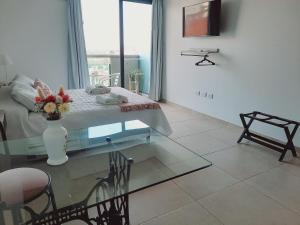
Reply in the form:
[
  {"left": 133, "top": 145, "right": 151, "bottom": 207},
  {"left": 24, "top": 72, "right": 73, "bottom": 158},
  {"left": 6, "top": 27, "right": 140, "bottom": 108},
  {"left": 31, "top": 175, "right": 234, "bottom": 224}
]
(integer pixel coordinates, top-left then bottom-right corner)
[{"left": 98, "top": 73, "right": 120, "bottom": 87}]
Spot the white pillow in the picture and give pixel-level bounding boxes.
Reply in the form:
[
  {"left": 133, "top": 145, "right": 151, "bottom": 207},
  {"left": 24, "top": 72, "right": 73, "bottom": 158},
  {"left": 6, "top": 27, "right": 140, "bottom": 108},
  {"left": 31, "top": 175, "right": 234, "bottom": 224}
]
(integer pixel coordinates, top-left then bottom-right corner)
[
  {"left": 11, "top": 74, "right": 34, "bottom": 87},
  {"left": 11, "top": 83, "right": 37, "bottom": 111}
]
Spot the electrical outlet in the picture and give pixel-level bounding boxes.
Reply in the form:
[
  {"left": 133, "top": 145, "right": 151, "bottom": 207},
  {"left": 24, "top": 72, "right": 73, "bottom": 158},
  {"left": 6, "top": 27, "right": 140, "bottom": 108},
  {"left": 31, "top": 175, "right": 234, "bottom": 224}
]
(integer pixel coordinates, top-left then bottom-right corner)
[
  {"left": 208, "top": 93, "right": 214, "bottom": 99},
  {"left": 197, "top": 91, "right": 201, "bottom": 96},
  {"left": 203, "top": 92, "right": 208, "bottom": 98}
]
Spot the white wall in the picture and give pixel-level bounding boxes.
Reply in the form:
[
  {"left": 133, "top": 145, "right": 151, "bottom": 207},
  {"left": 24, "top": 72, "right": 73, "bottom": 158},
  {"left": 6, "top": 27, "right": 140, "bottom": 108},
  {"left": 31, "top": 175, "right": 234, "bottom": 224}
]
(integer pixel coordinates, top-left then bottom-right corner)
[
  {"left": 0, "top": 0, "right": 68, "bottom": 89},
  {"left": 164, "top": 0, "right": 300, "bottom": 145}
]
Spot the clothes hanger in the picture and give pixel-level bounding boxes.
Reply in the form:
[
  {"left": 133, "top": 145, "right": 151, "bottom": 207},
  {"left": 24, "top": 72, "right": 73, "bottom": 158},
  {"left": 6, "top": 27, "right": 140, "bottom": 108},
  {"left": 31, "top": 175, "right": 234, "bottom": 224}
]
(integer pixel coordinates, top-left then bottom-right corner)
[
  {"left": 195, "top": 55, "right": 216, "bottom": 66},
  {"left": 180, "top": 49, "right": 219, "bottom": 66}
]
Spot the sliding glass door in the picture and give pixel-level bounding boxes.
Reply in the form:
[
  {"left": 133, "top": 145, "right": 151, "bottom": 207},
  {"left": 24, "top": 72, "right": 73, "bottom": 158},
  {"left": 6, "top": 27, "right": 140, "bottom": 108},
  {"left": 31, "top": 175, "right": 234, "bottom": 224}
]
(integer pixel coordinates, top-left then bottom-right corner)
[
  {"left": 123, "top": 1, "right": 152, "bottom": 94},
  {"left": 81, "top": 0, "right": 121, "bottom": 87},
  {"left": 81, "top": 0, "right": 152, "bottom": 92}
]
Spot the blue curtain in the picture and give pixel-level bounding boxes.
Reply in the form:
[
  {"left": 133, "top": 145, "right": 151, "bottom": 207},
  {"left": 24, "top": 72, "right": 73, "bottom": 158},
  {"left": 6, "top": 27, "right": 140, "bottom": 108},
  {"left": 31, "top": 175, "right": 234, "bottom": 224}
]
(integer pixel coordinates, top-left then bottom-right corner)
[
  {"left": 149, "top": 0, "right": 164, "bottom": 101},
  {"left": 67, "top": 0, "right": 89, "bottom": 89}
]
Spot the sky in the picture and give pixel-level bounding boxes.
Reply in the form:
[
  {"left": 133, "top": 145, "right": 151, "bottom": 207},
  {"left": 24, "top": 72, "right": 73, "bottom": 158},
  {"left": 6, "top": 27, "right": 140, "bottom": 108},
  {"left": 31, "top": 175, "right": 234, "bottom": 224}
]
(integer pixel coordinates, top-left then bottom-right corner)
[{"left": 81, "top": 0, "right": 152, "bottom": 55}]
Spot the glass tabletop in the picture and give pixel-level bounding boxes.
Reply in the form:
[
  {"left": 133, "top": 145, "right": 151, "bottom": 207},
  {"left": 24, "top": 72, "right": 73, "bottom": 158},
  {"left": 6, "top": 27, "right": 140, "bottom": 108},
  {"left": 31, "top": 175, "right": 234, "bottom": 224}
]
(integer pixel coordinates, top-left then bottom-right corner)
[
  {"left": 0, "top": 120, "right": 152, "bottom": 156},
  {"left": 0, "top": 120, "right": 211, "bottom": 224}
]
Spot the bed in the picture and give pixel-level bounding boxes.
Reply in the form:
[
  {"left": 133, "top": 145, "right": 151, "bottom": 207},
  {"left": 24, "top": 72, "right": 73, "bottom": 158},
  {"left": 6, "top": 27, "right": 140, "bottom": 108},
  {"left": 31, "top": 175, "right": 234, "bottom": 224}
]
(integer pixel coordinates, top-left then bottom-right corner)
[{"left": 0, "top": 85, "right": 172, "bottom": 140}]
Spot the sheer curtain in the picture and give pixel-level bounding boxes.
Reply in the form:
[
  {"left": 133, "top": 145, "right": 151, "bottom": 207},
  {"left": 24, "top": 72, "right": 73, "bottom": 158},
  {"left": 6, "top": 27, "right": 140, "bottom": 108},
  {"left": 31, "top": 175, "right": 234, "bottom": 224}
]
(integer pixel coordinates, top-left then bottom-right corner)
[
  {"left": 67, "top": 0, "right": 89, "bottom": 89},
  {"left": 149, "top": 0, "right": 164, "bottom": 101}
]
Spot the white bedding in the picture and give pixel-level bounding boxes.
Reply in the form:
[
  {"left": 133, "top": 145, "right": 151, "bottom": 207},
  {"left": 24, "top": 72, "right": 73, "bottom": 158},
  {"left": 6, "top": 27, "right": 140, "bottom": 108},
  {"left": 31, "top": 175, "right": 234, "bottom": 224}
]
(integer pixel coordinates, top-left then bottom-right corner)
[{"left": 0, "top": 87, "right": 172, "bottom": 140}]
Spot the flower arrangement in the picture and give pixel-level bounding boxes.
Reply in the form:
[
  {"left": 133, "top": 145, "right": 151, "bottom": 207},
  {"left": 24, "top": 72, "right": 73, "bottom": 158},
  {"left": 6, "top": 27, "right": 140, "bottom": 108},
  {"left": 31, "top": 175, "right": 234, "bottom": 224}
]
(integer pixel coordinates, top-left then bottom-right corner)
[{"left": 35, "top": 87, "right": 71, "bottom": 120}]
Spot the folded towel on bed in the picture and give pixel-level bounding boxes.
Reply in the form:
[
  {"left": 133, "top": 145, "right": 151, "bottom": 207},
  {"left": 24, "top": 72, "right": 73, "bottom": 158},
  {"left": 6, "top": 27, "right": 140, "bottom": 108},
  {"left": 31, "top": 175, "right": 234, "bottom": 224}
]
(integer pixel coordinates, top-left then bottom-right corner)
[
  {"left": 96, "top": 92, "right": 129, "bottom": 105},
  {"left": 110, "top": 92, "right": 129, "bottom": 103},
  {"left": 86, "top": 86, "right": 111, "bottom": 95},
  {"left": 96, "top": 95, "right": 121, "bottom": 105}
]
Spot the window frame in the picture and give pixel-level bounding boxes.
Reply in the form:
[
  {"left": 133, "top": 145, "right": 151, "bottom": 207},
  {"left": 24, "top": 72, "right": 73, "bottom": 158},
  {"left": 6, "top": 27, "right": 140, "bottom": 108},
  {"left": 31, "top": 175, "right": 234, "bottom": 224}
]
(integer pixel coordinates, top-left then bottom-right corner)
[{"left": 123, "top": 0, "right": 152, "bottom": 4}]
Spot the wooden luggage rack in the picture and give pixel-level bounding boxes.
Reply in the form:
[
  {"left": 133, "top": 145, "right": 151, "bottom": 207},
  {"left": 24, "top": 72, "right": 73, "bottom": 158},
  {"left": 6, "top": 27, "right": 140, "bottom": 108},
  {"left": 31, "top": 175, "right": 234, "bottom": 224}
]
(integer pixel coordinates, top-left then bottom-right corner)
[{"left": 237, "top": 111, "right": 299, "bottom": 161}]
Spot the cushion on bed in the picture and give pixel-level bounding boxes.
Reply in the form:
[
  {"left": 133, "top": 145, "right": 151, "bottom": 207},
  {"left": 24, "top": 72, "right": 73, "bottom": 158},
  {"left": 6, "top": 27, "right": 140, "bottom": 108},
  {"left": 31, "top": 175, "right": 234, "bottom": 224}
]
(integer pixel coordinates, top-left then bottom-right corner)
[
  {"left": 11, "top": 83, "right": 37, "bottom": 111},
  {"left": 11, "top": 74, "right": 34, "bottom": 87},
  {"left": 33, "top": 79, "right": 52, "bottom": 97}
]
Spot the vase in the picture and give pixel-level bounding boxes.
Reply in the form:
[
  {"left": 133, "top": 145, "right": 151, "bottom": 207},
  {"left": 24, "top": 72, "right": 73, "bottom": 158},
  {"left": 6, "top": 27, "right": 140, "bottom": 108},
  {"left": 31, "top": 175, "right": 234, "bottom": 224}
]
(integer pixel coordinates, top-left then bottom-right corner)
[
  {"left": 43, "top": 119, "right": 68, "bottom": 166},
  {"left": 129, "top": 80, "right": 139, "bottom": 94}
]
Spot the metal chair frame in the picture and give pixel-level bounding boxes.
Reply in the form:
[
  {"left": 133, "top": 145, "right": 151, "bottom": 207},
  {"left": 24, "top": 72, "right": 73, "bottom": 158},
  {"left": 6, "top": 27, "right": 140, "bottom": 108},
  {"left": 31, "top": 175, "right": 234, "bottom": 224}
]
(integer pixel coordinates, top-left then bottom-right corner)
[{"left": 0, "top": 173, "right": 57, "bottom": 225}]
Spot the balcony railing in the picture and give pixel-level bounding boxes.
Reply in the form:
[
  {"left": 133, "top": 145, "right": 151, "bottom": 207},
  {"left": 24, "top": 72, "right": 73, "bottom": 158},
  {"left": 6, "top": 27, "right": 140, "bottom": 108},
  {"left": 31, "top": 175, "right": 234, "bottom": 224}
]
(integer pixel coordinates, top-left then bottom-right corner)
[{"left": 87, "top": 54, "right": 140, "bottom": 87}]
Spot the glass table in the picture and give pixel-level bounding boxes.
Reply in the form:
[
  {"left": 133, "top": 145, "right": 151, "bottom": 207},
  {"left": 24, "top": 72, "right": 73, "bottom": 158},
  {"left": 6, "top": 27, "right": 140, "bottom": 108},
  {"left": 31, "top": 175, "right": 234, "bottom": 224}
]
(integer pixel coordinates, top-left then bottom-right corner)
[{"left": 0, "top": 120, "right": 211, "bottom": 225}]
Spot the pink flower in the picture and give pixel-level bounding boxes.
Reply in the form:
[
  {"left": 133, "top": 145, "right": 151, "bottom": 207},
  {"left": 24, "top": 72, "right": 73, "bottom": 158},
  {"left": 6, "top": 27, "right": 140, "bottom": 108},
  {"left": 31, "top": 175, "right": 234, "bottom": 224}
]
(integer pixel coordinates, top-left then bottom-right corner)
[{"left": 35, "top": 96, "right": 42, "bottom": 103}]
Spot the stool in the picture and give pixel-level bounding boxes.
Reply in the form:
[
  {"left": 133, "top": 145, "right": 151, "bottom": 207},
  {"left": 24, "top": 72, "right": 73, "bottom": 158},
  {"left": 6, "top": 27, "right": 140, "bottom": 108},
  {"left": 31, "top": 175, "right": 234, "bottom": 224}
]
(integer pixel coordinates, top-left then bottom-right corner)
[{"left": 0, "top": 168, "right": 57, "bottom": 225}]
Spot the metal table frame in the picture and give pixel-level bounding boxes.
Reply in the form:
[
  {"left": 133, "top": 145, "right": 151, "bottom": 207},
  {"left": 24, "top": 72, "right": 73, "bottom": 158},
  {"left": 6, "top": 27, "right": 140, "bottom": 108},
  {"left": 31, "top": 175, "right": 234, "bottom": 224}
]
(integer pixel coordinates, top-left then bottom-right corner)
[{"left": 25, "top": 151, "right": 133, "bottom": 225}]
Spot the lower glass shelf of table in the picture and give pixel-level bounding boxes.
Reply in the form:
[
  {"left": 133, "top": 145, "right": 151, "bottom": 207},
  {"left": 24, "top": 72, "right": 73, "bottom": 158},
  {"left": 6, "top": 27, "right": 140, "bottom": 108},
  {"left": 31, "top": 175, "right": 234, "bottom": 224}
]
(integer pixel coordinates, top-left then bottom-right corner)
[{"left": 0, "top": 120, "right": 211, "bottom": 225}]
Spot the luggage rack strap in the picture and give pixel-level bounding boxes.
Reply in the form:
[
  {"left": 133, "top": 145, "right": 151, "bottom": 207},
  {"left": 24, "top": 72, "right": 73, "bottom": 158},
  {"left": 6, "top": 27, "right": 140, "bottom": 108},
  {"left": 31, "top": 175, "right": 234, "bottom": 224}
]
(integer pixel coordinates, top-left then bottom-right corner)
[{"left": 242, "top": 111, "right": 299, "bottom": 128}]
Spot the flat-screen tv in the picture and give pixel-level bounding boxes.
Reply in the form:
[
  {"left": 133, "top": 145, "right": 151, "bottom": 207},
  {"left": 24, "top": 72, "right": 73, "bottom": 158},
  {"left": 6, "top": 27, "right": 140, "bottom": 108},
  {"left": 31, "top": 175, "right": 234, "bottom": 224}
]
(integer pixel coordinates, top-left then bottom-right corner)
[{"left": 183, "top": 0, "right": 221, "bottom": 37}]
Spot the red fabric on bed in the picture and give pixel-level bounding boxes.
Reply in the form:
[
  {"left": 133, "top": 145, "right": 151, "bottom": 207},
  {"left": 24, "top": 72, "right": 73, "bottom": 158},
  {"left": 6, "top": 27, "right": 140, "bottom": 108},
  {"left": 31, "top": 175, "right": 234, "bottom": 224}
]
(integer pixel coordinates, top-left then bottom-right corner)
[{"left": 120, "top": 102, "right": 161, "bottom": 112}]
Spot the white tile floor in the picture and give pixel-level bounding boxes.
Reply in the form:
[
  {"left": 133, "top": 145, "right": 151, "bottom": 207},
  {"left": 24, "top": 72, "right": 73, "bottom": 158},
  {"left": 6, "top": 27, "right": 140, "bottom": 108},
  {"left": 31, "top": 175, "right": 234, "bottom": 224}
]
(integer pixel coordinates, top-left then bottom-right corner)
[
  {"left": 130, "top": 103, "right": 300, "bottom": 225},
  {"left": 6, "top": 102, "right": 300, "bottom": 225}
]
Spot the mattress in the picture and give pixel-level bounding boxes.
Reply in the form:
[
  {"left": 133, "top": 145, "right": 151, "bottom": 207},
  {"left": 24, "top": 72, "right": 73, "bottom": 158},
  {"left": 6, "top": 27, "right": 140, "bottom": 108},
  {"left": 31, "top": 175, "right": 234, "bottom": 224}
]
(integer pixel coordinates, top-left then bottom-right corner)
[{"left": 0, "top": 87, "right": 172, "bottom": 140}]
